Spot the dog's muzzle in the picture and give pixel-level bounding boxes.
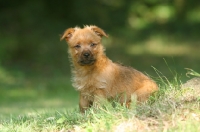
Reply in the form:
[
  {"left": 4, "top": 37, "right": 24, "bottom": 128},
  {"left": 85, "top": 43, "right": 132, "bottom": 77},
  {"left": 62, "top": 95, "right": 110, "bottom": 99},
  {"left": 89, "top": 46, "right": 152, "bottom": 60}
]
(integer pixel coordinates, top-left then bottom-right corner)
[{"left": 78, "top": 50, "right": 96, "bottom": 65}]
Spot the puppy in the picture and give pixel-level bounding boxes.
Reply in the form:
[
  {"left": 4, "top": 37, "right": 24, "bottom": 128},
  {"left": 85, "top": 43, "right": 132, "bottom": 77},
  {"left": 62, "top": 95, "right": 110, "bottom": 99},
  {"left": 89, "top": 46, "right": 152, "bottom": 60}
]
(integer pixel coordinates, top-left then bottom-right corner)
[{"left": 61, "top": 25, "right": 158, "bottom": 113}]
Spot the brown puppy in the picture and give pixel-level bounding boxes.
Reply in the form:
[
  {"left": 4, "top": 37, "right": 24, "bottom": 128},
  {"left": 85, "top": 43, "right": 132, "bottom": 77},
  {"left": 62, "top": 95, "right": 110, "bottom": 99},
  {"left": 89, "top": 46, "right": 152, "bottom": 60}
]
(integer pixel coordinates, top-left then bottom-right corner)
[{"left": 61, "top": 25, "right": 158, "bottom": 113}]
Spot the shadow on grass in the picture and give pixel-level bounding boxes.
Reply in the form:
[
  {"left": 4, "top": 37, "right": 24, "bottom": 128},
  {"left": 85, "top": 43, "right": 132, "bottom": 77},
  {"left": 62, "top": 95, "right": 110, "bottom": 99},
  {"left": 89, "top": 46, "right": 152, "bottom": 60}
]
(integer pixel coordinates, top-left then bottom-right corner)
[{"left": 0, "top": 74, "right": 78, "bottom": 117}]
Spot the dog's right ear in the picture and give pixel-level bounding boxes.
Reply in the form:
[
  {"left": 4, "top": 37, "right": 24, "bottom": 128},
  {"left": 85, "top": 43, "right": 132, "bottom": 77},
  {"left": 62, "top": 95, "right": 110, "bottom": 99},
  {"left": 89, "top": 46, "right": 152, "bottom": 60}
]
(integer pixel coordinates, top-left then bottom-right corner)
[{"left": 60, "top": 28, "right": 75, "bottom": 42}]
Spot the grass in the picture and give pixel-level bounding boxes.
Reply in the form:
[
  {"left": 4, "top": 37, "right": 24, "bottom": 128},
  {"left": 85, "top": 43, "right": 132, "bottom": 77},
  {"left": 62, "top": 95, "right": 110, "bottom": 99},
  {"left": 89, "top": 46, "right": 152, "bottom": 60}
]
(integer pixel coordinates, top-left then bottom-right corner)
[{"left": 0, "top": 69, "right": 200, "bottom": 132}]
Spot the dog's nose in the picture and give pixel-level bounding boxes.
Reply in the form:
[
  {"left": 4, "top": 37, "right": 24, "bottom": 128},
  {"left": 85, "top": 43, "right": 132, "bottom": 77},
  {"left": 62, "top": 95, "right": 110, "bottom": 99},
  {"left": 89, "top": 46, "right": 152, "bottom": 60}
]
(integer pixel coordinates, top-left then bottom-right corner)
[{"left": 83, "top": 53, "right": 90, "bottom": 57}]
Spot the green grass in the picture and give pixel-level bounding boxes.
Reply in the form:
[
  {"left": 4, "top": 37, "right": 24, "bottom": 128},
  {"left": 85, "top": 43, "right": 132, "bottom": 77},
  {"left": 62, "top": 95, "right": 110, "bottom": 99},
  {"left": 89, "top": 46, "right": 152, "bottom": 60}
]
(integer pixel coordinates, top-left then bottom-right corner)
[{"left": 0, "top": 69, "right": 200, "bottom": 131}]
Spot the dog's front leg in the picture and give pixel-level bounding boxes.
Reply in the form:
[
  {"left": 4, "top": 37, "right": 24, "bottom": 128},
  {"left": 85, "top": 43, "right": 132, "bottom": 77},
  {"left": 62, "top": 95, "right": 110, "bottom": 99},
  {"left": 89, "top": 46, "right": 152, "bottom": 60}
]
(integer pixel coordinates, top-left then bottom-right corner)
[
  {"left": 79, "top": 93, "right": 93, "bottom": 113},
  {"left": 93, "top": 90, "right": 106, "bottom": 109}
]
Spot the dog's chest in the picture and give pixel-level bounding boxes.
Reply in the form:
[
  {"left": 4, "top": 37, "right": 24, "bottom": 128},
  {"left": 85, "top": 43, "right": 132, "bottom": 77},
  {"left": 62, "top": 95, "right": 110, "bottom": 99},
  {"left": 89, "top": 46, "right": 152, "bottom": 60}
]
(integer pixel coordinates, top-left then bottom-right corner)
[{"left": 72, "top": 72, "right": 108, "bottom": 90}]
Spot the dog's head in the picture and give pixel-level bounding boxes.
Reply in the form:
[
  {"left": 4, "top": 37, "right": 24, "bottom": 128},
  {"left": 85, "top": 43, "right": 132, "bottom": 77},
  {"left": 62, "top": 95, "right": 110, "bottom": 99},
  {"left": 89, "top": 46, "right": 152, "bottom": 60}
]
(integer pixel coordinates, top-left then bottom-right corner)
[{"left": 61, "top": 25, "right": 108, "bottom": 66}]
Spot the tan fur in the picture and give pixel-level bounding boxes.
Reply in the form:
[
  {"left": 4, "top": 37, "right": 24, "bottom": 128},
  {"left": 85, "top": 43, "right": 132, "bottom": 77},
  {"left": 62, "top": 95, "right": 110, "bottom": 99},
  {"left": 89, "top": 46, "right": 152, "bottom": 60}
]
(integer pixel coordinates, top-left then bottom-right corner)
[{"left": 61, "top": 25, "right": 158, "bottom": 113}]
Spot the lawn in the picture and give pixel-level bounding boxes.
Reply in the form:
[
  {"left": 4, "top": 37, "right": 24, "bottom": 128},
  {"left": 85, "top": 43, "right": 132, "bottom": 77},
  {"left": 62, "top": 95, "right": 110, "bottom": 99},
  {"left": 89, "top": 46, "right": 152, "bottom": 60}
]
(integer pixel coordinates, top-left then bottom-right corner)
[
  {"left": 0, "top": 67, "right": 200, "bottom": 132},
  {"left": 0, "top": 74, "right": 78, "bottom": 123}
]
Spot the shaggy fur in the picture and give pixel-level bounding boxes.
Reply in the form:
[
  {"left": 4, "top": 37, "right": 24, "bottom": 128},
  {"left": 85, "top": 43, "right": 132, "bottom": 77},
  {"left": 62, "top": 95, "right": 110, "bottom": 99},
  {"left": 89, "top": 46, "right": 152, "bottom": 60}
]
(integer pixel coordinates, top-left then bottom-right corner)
[{"left": 61, "top": 25, "right": 158, "bottom": 113}]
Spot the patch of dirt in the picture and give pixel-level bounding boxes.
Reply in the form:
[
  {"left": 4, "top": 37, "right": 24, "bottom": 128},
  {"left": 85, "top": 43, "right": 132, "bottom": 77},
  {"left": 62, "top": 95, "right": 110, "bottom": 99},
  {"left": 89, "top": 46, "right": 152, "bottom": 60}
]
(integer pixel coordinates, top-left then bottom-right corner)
[
  {"left": 181, "top": 77, "right": 200, "bottom": 102},
  {"left": 182, "top": 77, "right": 200, "bottom": 89}
]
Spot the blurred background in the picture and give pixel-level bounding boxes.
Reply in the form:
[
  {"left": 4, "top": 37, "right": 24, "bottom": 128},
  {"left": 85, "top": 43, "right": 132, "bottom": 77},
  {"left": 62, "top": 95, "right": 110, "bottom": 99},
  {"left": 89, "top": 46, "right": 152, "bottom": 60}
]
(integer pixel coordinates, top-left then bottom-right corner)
[{"left": 0, "top": 0, "right": 200, "bottom": 115}]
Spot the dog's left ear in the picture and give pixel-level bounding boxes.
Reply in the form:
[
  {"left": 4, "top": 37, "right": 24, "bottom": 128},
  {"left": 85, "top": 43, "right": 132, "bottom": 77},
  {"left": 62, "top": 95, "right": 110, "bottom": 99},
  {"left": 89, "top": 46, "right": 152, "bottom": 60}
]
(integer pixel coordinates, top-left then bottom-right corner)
[
  {"left": 60, "top": 28, "right": 75, "bottom": 42},
  {"left": 90, "top": 26, "right": 108, "bottom": 38}
]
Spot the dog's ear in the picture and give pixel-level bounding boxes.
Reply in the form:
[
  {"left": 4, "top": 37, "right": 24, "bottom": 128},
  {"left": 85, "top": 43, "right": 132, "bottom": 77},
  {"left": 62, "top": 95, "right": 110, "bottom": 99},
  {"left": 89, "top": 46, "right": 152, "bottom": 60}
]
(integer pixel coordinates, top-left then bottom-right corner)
[
  {"left": 90, "top": 26, "right": 108, "bottom": 38},
  {"left": 60, "top": 28, "right": 75, "bottom": 41}
]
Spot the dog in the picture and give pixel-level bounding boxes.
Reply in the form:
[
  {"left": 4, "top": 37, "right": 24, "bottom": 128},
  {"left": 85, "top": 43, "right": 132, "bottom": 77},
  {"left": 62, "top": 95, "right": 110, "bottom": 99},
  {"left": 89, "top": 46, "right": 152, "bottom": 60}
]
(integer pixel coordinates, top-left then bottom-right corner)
[{"left": 61, "top": 25, "right": 158, "bottom": 113}]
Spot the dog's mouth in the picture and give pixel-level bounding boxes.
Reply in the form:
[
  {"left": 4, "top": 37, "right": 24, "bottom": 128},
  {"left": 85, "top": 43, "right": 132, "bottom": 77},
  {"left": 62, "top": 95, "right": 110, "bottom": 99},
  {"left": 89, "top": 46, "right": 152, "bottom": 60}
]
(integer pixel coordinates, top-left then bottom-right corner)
[{"left": 78, "top": 59, "right": 96, "bottom": 66}]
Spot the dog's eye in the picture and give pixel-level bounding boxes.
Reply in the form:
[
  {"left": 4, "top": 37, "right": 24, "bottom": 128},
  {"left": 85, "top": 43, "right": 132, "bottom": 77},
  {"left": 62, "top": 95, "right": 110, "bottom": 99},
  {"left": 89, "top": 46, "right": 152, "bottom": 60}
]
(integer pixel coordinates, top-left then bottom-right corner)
[
  {"left": 90, "top": 43, "right": 97, "bottom": 47},
  {"left": 74, "top": 44, "right": 81, "bottom": 49}
]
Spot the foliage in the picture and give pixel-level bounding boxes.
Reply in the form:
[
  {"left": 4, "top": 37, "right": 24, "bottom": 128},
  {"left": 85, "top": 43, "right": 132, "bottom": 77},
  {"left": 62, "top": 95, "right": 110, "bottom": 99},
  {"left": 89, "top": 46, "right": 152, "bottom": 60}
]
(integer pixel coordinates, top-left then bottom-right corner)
[
  {"left": 0, "top": 0, "right": 200, "bottom": 75},
  {"left": 185, "top": 68, "right": 200, "bottom": 77}
]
